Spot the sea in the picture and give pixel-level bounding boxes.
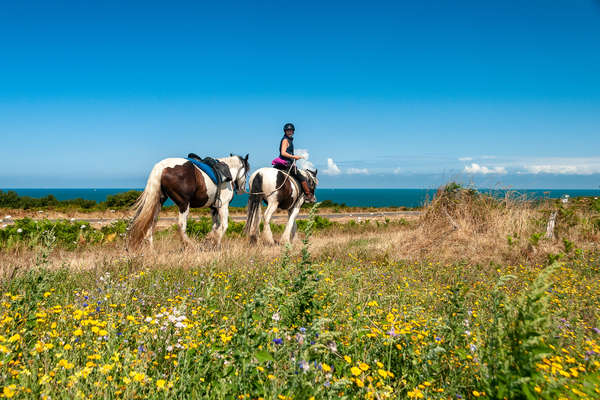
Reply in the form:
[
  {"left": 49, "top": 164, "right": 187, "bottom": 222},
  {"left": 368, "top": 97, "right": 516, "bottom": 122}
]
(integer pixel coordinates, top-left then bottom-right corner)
[{"left": 2, "top": 188, "right": 600, "bottom": 208}]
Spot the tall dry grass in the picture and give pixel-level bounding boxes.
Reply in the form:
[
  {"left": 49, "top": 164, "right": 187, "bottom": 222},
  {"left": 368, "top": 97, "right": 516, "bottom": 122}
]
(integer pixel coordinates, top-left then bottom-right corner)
[{"left": 1, "top": 184, "right": 599, "bottom": 279}]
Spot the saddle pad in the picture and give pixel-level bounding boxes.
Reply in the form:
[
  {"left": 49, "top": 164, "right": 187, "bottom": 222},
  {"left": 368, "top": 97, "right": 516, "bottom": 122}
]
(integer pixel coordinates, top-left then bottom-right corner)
[{"left": 186, "top": 158, "right": 218, "bottom": 184}]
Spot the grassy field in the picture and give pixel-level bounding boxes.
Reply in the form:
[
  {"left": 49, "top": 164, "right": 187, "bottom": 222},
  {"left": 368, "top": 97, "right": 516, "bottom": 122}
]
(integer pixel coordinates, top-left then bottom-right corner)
[{"left": 0, "top": 186, "right": 599, "bottom": 399}]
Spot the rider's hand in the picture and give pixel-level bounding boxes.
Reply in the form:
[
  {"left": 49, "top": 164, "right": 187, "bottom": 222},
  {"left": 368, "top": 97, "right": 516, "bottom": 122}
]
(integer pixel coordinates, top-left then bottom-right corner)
[{"left": 296, "top": 155, "right": 305, "bottom": 160}]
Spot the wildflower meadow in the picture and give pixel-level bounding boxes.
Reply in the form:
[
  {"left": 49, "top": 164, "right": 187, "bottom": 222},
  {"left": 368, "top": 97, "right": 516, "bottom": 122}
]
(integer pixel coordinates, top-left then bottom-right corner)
[{"left": 1, "top": 198, "right": 599, "bottom": 399}]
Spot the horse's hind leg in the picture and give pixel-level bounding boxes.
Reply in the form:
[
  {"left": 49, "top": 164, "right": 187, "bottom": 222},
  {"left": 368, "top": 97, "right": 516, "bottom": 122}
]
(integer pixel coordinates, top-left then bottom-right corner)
[
  {"left": 262, "top": 200, "right": 278, "bottom": 245},
  {"left": 177, "top": 204, "right": 194, "bottom": 246},
  {"left": 206, "top": 207, "right": 219, "bottom": 242}
]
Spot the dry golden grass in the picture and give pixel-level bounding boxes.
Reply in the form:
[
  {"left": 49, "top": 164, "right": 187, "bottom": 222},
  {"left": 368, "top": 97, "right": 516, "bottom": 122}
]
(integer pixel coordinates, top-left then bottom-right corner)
[{"left": 1, "top": 187, "right": 599, "bottom": 279}]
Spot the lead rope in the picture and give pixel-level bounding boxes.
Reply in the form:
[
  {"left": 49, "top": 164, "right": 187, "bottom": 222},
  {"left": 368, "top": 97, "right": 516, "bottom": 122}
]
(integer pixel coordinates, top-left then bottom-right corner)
[{"left": 244, "top": 160, "right": 298, "bottom": 197}]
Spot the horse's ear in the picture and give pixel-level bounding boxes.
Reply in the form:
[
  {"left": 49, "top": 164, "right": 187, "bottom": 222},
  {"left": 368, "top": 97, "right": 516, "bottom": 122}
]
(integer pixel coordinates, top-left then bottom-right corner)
[
  {"left": 314, "top": 169, "right": 318, "bottom": 176},
  {"left": 230, "top": 153, "right": 233, "bottom": 157},
  {"left": 244, "top": 153, "right": 249, "bottom": 160}
]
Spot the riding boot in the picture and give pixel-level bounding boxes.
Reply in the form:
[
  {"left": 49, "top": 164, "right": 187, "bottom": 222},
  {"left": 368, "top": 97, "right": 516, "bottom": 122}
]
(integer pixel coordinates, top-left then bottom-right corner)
[{"left": 301, "top": 181, "right": 316, "bottom": 203}]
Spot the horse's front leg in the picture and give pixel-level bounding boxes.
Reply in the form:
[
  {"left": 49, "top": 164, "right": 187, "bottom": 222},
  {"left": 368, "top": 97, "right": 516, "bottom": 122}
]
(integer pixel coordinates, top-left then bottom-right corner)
[
  {"left": 281, "top": 204, "right": 301, "bottom": 244},
  {"left": 213, "top": 205, "right": 229, "bottom": 247}
]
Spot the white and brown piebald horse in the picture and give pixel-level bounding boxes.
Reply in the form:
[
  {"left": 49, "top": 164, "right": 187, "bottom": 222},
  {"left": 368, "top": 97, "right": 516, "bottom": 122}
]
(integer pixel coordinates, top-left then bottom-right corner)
[
  {"left": 245, "top": 167, "right": 318, "bottom": 245},
  {"left": 128, "top": 154, "right": 249, "bottom": 250}
]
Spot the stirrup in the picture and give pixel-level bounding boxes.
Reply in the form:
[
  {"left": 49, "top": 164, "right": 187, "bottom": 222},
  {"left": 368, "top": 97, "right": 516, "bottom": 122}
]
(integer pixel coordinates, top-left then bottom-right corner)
[{"left": 304, "top": 194, "right": 316, "bottom": 203}]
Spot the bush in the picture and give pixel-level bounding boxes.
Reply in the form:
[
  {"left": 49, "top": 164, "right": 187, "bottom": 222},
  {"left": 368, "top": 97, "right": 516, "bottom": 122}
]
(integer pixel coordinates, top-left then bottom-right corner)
[{"left": 105, "top": 191, "right": 142, "bottom": 208}]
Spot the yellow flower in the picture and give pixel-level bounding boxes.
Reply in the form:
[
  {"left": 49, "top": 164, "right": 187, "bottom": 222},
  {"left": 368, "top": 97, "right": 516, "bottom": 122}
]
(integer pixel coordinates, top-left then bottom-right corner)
[
  {"left": 99, "top": 364, "right": 113, "bottom": 374},
  {"left": 73, "top": 328, "right": 83, "bottom": 336},
  {"left": 132, "top": 372, "right": 146, "bottom": 382},
  {"left": 355, "top": 378, "right": 364, "bottom": 388},
  {"left": 156, "top": 379, "right": 167, "bottom": 389},
  {"left": 58, "top": 359, "right": 74, "bottom": 369},
  {"left": 344, "top": 355, "right": 352, "bottom": 363},
  {"left": 407, "top": 389, "right": 424, "bottom": 399},
  {"left": 473, "top": 391, "right": 481, "bottom": 397},
  {"left": 322, "top": 363, "right": 332, "bottom": 373},
  {"left": 267, "top": 374, "right": 276, "bottom": 380},
  {"left": 377, "top": 369, "right": 388, "bottom": 378},
  {"left": 534, "top": 386, "right": 541, "bottom": 393},
  {"left": 359, "top": 362, "right": 369, "bottom": 371},
  {"left": 3, "top": 385, "right": 17, "bottom": 398},
  {"left": 351, "top": 366, "right": 362, "bottom": 376},
  {"left": 64, "top": 344, "right": 72, "bottom": 350},
  {"left": 8, "top": 334, "right": 20, "bottom": 343}
]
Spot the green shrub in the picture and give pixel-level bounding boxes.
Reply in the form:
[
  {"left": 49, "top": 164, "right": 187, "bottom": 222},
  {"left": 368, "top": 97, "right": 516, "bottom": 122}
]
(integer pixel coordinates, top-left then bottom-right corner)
[
  {"left": 105, "top": 190, "right": 141, "bottom": 208},
  {"left": 479, "top": 264, "right": 558, "bottom": 398}
]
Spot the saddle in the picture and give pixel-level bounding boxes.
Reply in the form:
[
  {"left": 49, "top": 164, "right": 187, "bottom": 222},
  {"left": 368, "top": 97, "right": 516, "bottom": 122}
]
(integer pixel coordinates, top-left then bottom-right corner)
[{"left": 187, "top": 153, "right": 232, "bottom": 185}]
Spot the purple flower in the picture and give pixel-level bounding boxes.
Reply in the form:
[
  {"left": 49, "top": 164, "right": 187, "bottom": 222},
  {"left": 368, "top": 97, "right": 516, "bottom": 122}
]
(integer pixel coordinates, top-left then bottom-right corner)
[
  {"left": 593, "top": 327, "right": 600, "bottom": 334},
  {"left": 299, "top": 327, "right": 306, "bottom": 333},
  {"left": 96, "top": 307, "right": 101, "bottom": 313},
  {"left": 83, "top": 303, "right": 88, "bottom": 308},
  {"left": 84, "top": 296, "right": 89, "bottom": 300},
  {"left": 387, "top": 328, "right": 398, "bottom": 337},
  {"left": 298, "top": 360, "right": 309, "bottom": 372},
  {"left": 138, "top": 345, "right": 145, "bottom": 353},
  {"left": 272, "top": 338, "right": 283, "bottom": 345}
]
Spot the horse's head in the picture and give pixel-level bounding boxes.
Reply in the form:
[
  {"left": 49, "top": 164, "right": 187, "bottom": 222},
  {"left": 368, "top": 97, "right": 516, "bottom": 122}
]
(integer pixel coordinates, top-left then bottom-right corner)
[
  {"left": 305, "top": 168, "right": 319, "bottom": 199},
  {"left": 232, "top": 153, "right": 250, "bottom": 195}
]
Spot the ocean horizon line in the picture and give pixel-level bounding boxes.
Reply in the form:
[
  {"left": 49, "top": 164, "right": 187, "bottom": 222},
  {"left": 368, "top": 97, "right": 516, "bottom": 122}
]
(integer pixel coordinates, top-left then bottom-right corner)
[{"left": 2, "top": 187, "right": 600, "bottom": 191}]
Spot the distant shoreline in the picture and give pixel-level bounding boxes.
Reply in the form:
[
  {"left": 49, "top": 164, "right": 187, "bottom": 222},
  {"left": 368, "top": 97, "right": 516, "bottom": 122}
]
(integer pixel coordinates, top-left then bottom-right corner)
[{"left": 2, "top": 187, "right": 599, "bottom": 209}]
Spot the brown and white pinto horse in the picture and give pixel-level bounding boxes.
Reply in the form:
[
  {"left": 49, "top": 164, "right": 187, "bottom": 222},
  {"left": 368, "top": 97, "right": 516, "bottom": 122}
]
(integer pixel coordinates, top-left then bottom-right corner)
[
  {"left": 128, "top": 154, "right": 249, "bottom": 250},
  {"left": 244, "top": 167, "right": 318, "bottom": 245}
]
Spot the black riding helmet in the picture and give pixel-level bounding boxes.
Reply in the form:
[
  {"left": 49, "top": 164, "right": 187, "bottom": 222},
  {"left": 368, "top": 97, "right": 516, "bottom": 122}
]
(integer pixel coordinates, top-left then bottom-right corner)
[{"left": 283, "top": 122, "right": 295, "bottom": 132}]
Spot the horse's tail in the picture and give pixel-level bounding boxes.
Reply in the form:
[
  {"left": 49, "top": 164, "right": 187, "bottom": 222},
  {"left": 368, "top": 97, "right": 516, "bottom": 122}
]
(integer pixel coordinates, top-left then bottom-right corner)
[
  {"left": 127, "top": 162, "right": 164, "bottom": 250},
  {"left": 244, "top": 172, "right": 263, "bottom": 243}
]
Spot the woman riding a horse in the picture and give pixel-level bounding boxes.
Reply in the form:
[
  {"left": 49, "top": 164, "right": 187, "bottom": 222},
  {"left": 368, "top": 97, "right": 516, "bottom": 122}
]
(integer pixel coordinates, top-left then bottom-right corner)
[{"left": 275, "top": 123, "right": 316, "bottom": 203}]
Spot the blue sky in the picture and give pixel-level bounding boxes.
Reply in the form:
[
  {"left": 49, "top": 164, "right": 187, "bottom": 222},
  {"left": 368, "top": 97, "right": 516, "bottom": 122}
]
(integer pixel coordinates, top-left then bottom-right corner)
[{"left": 1, "top": 0, "right": 599, "bottom": 189}]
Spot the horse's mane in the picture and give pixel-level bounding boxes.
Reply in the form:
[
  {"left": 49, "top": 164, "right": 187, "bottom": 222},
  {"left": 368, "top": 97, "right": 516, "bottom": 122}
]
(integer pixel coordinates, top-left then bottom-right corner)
[{"left": 300, "top": 168, "right": 319, "bottom": 185}]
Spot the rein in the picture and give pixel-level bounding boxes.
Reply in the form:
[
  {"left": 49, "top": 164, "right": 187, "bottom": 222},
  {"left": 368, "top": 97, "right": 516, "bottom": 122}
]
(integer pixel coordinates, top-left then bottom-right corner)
[{"left": 244, "top": 161, "right": 297, "bottom": 197}]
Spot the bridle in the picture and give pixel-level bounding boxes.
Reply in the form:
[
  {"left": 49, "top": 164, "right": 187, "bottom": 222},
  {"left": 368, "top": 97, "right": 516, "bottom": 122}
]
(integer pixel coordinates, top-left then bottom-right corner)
[{"left": 233, "top": 156, "right": 249, "bottom": 194}]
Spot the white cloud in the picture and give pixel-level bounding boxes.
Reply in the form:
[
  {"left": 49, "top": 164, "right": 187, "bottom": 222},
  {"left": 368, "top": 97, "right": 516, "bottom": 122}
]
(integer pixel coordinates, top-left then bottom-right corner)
[
  {"left": 464, "top": 163, "right": 507, "bottom": 175},
  {"left": 524, "top": 164, "right": 600, "bottom": 175},
  {"left": 347, "top": 168, "right": 369, "bottom": 175},
  {"left": 458, "top": 157, "right": 473, "bottom": 161},
  {"left": 323, "top": 158, "right": 341, "bottom": 175},
  {"left": 393, "top": 167, "right": 403, "bottom": 174},
  {"left": 295, "top": 149, "right": 315, "bottom": 171}
]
